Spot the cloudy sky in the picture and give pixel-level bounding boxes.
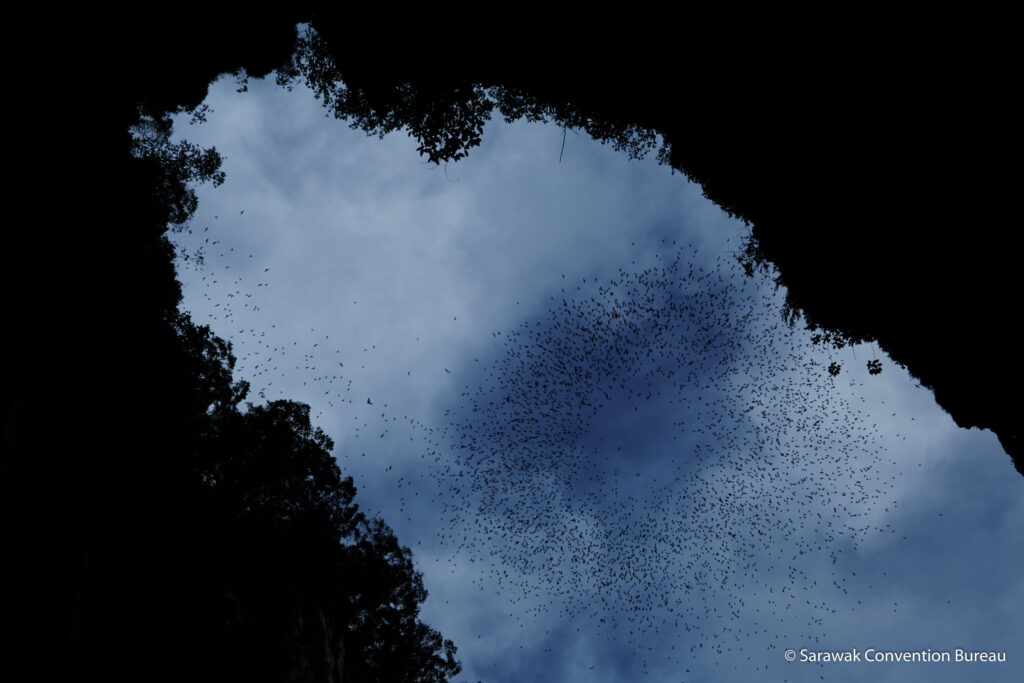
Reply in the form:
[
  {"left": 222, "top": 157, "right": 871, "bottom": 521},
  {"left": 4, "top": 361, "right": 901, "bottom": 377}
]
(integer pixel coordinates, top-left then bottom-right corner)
[{"left": 168, "top": 73, "right": 1023, "bottom": 682}]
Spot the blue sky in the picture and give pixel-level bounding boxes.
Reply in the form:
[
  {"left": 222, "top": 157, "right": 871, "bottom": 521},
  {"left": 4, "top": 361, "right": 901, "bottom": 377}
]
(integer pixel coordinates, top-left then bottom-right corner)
[{"left": 168, "top": 74, "right": 1023, "bottom": 682}]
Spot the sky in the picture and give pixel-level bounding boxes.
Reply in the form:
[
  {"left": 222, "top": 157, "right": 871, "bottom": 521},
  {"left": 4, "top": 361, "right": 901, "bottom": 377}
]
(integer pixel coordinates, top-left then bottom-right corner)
[{"left": 167, "top": 73, "right": 1023, "bottom": 682}]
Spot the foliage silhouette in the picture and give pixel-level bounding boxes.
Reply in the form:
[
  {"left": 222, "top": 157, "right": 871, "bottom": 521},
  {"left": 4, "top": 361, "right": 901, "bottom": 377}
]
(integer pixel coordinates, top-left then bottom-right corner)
[
  {"left": 183, "top": 332, "right": 461, "bottom": 682},
  {"left": 9, "top": 34, "right": 460, "bottom": 677},
  {"left": 131, "top": 111, "right": 227, "bottom": 228}
]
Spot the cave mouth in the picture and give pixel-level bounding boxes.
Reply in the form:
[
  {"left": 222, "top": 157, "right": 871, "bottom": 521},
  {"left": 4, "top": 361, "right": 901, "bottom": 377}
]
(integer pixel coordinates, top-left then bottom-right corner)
[{"left": 12, "top": 13, "right": 1023, "bottom": 682}]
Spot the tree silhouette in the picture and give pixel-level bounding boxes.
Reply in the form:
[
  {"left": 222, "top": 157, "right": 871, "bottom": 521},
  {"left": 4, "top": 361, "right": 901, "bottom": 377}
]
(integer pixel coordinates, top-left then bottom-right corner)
[
  {"left": 9, "top": 41, "right": 461, "bottom": 678},
  {"left": 178, "top": 315, "right": 461, "bottom": 682}
]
